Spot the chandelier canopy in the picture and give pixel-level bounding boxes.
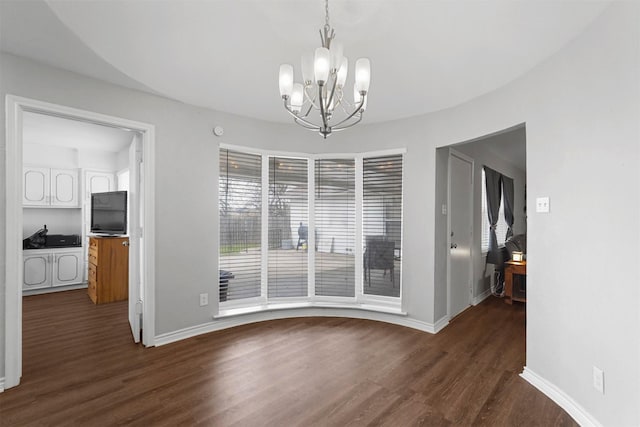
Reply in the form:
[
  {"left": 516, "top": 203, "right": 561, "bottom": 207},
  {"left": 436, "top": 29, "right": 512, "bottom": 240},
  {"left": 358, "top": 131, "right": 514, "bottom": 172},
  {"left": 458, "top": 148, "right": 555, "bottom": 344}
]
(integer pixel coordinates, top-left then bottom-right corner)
[{"left": 278, "top": 0, "right": 371, "bottom": 138}]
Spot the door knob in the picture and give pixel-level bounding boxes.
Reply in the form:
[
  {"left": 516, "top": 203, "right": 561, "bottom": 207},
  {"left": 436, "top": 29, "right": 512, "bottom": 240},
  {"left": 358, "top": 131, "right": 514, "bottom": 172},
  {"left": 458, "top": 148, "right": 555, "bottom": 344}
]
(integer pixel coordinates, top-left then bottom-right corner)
[
  {"left": 122, "top": 241, "right": 129, "bottom": 247},
  {"left": 450, "top": 243, "right": 458, "bottom": 249}
]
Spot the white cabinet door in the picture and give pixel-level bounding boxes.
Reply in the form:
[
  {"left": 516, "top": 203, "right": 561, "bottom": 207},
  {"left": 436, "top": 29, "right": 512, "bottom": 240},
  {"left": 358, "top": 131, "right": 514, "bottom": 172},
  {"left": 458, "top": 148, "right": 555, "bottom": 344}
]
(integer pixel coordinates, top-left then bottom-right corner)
[
  {"left": 23, "top": 167, "right": 50, "bottom": 206},
  {"left": 52, "top": 251, "right": 82, "bottom": 287},
  {"left": 51, "top": 169, "right": 79, "bottom": 207},
  {"left": 23, "top": 253, "right": 52, "bottom": 290},
  {"left": 23, "top": 167, "right": 79, "bottom": 207},
  {"left": 86, "top": 171, "right": 115, "bottom": 199}
]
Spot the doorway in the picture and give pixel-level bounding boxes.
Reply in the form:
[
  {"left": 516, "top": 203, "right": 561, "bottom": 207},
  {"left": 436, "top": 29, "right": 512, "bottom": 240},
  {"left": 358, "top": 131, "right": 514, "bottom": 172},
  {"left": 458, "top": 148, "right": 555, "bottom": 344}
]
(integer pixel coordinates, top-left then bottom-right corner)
[
  {"left": 4, "top": 95, "right": 156, "bottom": 390},
  {"left": 434, "top": 124, "right": 527, "bottom": 327}
]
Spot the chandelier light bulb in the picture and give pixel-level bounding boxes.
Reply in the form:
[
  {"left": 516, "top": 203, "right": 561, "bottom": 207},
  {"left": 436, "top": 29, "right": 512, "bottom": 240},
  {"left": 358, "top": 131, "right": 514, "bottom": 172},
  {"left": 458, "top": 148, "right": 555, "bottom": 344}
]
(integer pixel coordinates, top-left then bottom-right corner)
[
  {"left": 355, "top": 58, "right": 371, "bottom": 93},
  {"left": 314, "top": 47, "right": 331, "bottom": 84},
  {"left": 279, "top": 64, "right": 294, "bottom": 97},
  {"left": 336, "top": 57, "right": 348, "bottom": 87},
  {"left": 301, "top": 54, "right": 314, "bottom": 85},
  {"left": 330, "top": 41, "right": 344, "bottom": 72},
  {"left": 291, "top": 83, "right": 304, "bottom": 113}
]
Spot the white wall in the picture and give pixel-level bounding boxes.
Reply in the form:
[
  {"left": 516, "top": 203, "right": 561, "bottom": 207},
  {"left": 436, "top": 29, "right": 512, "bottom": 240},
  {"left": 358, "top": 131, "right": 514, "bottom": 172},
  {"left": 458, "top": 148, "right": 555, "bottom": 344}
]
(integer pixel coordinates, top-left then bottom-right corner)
[
  {"left": 115, "top": 143, "right": 130, "bottom": 172},
  {"left": 77, "top": 149, "right": 117, "bottom": 171},
  {"left": 23, "top": 143, "right": 78, "bottom": 168},
  {"left": 1, "top": 3, "right": 638, "bottom": 425},
  {"left": 24, "top": 142, "right": 119, "bottom": 171},
  {"left": 23, "top": 209, "right": 81, "bottom": 238}
]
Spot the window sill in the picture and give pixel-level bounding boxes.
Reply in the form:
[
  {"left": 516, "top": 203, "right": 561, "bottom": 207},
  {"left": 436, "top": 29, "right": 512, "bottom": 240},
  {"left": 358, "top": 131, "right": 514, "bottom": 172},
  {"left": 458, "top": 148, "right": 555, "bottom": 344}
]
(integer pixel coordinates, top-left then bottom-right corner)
[{"left": 215, "top": 301, "right": 406, "bottom": 319}]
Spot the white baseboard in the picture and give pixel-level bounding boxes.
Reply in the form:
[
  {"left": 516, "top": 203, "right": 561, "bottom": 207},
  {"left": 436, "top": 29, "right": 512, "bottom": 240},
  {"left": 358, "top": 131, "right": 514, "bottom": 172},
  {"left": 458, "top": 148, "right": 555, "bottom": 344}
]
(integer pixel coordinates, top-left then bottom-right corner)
[
  {"left": 432, "top": 315, "right": 450, "bottom": 333},
  {"left": 521, "top": 367, "right": 602, "bottom": 427},
  {"left": 155, "top": 308, "right": 446, "bottom": 346},
  {"left": 0, "top": 377, "right": 5, "bottom": 392},
  {"left": 472, "top": 288, "right": 491, "bottom": 305}
]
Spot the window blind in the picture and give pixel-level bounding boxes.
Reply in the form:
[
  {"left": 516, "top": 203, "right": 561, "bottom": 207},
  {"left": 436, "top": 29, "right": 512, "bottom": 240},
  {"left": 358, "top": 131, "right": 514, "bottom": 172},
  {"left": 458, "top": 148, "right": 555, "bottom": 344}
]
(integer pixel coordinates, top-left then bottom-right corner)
[
  {"left": 363, "top": 154, "right": 403, "bottom": 297},
  {"left": 268, "top": 157, "right": 308, "bottom": 298},
  {"left": 314, "top": 158, "right": 355, "bottom": 297},
  {"left": 219, "top": 149, "right": 262, "bottom": 301},
  {"left": 481, "top": 168, "right": 509, "bottom": 252}
]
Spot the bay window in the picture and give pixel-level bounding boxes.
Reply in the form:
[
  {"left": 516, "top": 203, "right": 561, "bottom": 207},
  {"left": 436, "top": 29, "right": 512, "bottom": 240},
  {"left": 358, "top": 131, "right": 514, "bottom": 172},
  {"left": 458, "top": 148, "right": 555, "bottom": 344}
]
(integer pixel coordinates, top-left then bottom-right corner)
[
  {"left": 268, "top": 157, "right": 309, "bottom": 298},
  {"left": 314, "top": 158, "right": 356, "bottom": 297},
  {"left": 219, "top": 147, "right": 404, "bottom": 311},
  {"left": 219, "top": 149, "right": 262, "bottom": 301}
]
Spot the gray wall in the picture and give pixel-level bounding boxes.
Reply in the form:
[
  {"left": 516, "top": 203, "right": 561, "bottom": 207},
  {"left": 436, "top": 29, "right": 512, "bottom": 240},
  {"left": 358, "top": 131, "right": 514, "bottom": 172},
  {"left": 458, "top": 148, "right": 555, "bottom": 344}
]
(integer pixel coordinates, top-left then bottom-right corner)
[
  {"left": 1, "top": 2, "right": 638, "bottom": 425},
  {"left": 427, "top": 4, "right": 638, "bottom": 425}
]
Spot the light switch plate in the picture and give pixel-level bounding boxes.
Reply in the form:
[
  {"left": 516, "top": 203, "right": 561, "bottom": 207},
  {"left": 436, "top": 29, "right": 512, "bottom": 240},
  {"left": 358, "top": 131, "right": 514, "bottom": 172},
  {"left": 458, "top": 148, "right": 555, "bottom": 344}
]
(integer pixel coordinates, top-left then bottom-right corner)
[
  {"left": 593, "top": 366, "right": 604, "bottom": 394},
  {"left": 536, "top": 197, "right": 550, "bottom": 213}
]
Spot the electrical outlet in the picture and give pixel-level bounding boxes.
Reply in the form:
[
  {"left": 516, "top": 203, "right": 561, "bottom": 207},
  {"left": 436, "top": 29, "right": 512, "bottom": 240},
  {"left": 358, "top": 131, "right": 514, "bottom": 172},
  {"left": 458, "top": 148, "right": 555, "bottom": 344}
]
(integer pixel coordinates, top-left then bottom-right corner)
[
  {"left": 593, "top": 366, "right": 604, "bottom": 394},
  {"left": 199, "top": 293, "right": 209, "bottom": 307}
]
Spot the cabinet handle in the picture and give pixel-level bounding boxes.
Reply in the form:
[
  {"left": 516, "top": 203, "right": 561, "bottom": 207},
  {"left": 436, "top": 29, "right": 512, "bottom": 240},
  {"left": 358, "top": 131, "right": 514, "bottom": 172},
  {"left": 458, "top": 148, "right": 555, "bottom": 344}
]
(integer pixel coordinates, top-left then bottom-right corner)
[{"left": 122, "top": 241, "right": 129, "bottom": 247}]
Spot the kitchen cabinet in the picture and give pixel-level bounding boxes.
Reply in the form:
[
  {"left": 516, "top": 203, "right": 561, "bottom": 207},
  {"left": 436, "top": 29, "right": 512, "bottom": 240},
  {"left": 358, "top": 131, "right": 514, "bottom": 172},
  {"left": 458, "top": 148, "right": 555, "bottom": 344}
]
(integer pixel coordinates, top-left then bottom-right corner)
[
  {"left": 23, "top": 248, "right": 83, "bottom": 292},
  {"left": 23, "top": 167, "right": 79, "bottom": 207},
  {"left": 84, "top": 170, "right": 116, "bottom": 200}
]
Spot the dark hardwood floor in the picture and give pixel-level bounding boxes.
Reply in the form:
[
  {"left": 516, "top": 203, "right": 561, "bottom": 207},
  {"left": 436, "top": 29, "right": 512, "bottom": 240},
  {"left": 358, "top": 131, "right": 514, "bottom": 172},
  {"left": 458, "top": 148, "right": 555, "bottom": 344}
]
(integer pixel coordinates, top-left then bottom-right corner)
[{"left": 0, "top": 290, "right": 576, "bottom": 426}]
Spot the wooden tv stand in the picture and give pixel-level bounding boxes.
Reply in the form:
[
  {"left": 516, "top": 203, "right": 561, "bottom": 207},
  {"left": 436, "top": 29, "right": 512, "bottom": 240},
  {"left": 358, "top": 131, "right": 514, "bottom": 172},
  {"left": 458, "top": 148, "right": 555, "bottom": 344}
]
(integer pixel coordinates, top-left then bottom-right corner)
[
  {"left": 88, "top": 236, "right": 129, "bottom": 304},
  {"left": 504, "top": 260, "right": 526, "bottom": 304}
]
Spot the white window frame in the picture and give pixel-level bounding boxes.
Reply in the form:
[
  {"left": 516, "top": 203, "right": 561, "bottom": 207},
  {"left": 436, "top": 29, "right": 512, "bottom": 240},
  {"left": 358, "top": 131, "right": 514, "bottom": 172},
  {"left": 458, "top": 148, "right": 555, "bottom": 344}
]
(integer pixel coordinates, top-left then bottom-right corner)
[{"left": 217, "top": 144, "right": 406, "bottom": 315}]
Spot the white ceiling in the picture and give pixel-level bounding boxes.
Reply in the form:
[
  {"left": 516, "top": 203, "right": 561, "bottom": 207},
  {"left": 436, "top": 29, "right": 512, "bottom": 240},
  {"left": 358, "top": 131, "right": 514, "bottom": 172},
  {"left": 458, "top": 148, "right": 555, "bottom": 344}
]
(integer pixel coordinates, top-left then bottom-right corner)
[
  {"left": 0, "top": 0, "right": 609, "bottom": 125},
  {"left": 23, "top": 112, "right": 135, "bottom": 153}
]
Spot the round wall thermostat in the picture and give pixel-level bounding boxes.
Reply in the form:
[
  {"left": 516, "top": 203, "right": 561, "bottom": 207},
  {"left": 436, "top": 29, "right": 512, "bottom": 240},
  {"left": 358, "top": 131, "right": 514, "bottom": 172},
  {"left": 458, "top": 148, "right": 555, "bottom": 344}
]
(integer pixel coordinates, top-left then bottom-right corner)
[{"left": 213, "top": 126, "right": 224, "bottom": 136}]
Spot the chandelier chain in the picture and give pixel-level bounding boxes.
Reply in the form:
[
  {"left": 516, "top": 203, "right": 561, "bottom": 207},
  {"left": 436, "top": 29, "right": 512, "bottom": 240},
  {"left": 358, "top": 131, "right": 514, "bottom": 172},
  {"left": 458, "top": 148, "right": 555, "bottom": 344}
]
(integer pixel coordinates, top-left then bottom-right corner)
[{"left": 324, "top": 0, "right": 330, "bottom": 29}]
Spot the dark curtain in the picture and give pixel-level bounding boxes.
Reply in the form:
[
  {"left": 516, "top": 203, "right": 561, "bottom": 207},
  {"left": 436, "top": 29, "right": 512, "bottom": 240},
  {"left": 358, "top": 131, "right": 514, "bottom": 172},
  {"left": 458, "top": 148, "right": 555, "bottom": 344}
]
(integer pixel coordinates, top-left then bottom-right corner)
[
  {"left": 484, "top": 166, "right": 502, "bottom": 264},
  {"left": 502, "top": 175, "right": 515, "bottom": 240}
]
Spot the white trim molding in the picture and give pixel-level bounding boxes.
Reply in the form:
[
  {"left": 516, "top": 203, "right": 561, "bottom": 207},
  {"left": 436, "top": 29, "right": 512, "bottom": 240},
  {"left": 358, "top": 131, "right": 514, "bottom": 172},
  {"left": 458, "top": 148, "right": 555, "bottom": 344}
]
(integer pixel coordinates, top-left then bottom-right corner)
[
  {"left": 432, "top": 315, "right": 450, "bottom": 333},
  {"left": 4, "top": 95, "right": 157, "bottom": 391},
  {"left": 472, "top": 288, "right": 492, "bottom": 306},
  {"left": 0, "top": 376, "right": 5, "bottom": 392},
  {"left": 521, "top": 367, "right": 602, "bottom": 427},
  {"left": 155, "top": 309, "right": 443, "bottom": 347}
]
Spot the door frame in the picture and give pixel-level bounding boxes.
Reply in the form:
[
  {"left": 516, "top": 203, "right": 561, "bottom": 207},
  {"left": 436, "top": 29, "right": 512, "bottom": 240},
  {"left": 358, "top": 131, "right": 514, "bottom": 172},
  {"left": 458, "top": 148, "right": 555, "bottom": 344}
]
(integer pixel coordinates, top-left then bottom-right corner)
[
  {"left": 4, "top": 95, "right": 156, "bottom": 390},
  {"left": 446, "top": 148, "right": 474, "bottom": 319}
]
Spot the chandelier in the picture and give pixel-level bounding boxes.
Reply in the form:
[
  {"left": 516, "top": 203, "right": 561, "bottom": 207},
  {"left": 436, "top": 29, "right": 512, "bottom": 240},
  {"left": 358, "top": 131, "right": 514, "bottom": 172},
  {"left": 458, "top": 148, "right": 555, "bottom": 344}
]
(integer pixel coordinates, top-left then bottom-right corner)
[{"left": 278, "top": 0, "right": 371, "bottom": 138}]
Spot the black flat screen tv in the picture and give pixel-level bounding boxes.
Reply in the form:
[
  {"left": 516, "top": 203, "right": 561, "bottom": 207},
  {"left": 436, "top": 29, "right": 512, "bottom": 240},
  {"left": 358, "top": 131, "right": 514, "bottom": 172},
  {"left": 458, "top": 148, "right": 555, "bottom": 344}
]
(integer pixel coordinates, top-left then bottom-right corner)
[{"left": 91, "top": 191, "right": 127, "bottom": 235}]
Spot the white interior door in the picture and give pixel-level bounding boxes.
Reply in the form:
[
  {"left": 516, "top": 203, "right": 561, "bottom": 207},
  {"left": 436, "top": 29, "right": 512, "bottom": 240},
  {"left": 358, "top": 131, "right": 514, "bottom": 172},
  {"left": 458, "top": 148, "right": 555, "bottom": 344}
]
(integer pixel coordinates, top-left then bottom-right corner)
[
  {"left": 128, "top": 134, "right": 143, "bottom": 343},
  {"left": 448, "top": 151, "right": 473, "bottom": 318}
]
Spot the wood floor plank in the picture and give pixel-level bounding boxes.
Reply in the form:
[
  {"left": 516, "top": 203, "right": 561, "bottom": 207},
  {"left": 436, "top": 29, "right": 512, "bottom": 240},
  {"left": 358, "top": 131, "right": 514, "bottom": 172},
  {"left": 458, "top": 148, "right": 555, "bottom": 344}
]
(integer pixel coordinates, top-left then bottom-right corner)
[{"left": 0, "top": 290, "right": 577, "bottom": 426}]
